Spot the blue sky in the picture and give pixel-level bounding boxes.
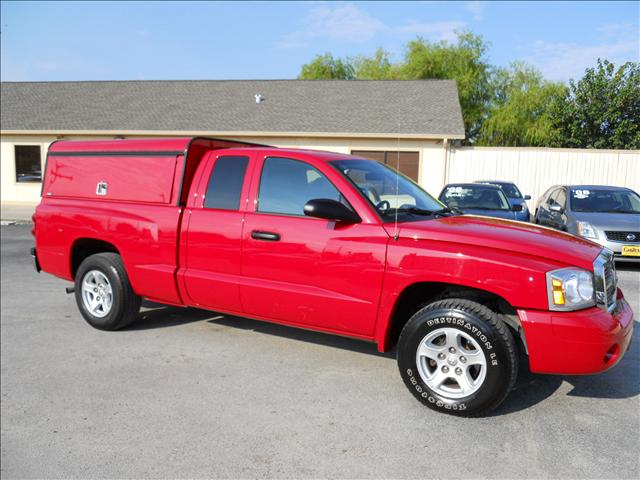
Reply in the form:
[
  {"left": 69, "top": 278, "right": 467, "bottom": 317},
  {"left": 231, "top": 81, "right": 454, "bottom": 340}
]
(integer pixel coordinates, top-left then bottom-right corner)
[{"left": 1, "top": 1, "right": 638, "bottom": 83}]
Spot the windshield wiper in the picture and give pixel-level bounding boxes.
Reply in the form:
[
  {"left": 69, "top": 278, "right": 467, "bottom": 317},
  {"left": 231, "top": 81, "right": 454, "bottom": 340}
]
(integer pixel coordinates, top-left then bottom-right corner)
[
  {"left": 437, "top": 206, "right": 462, "bottom": 215},
  {"left": 396, "top": 207, "right": 437, "bottom": 216},
  {"left": 392, "top": 206, "right": 462, "bottom": 217}
]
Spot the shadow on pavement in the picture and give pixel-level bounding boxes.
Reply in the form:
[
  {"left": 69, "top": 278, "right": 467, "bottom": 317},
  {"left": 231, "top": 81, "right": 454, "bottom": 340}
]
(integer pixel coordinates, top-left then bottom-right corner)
[
  {"left": 126, "top": 301, "right": 217, "bottom": 330},
  {"left": 130, "top": 303, "right": 638, "bottom": 413},
  {"left": 493, "top": 321, "right": 639, "bottom": 415},
  {"left": 206, "top": 312, "right": 395, "bottom": 358},
  {"left": 130, "top": 301, "right": 392, "bottom": 357}
]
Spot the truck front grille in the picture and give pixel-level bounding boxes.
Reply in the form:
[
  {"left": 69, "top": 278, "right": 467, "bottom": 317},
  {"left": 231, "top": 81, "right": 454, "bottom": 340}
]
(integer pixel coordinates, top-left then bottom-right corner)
[
  {"left": 605, "top": 231, "right": 640, "bottom": 243},
  {"left": 593, "top": 250, "right": 617, "bottom": 311}
]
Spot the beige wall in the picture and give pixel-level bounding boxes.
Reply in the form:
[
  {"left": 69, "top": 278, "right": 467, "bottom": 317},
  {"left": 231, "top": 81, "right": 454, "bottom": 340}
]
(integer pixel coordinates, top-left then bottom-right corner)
[
  {"left": 0, "top": 133, "right": 442, "bottom": 205},
  {"left": 445, "top": 146, "right": 640, "bottom": 208},
  {"left": 3, "top": 133, "right": 638, "bottom": 210}
]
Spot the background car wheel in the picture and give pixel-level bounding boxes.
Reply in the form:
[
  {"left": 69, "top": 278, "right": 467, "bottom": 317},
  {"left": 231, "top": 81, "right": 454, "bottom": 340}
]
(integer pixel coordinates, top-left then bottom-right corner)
[
  {"left": 397, "top": 298, "right": 518, "bottom": 417},
  {"left": 74, "top": 252, "right": 141, "bottom": 330}
]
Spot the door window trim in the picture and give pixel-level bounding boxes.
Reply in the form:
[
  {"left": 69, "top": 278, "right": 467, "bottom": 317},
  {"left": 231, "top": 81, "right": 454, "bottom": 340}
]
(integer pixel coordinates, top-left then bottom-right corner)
[
  {"left": 254, "top": 156, "right": 356, "bottom": 218},
  {"left": 202, "top": 155, "right": 250, "bottom": 211}
]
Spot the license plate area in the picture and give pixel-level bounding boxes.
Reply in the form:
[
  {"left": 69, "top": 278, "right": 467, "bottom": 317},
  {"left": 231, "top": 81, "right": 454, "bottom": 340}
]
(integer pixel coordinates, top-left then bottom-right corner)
[{"left": 622, "top": 245, "right": 640, "bottom": 257}]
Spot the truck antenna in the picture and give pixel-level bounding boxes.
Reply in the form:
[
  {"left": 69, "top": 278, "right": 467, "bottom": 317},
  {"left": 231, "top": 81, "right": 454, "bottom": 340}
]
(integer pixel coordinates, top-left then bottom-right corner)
[{"left": 393, "top": 123, "right": 400, "bottom": 241}]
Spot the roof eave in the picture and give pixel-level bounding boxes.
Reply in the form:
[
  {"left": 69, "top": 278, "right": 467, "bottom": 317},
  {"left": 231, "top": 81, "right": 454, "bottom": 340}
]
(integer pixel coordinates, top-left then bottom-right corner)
[{"left": 0, "top": 129, "right": 465, "bottom": 140}]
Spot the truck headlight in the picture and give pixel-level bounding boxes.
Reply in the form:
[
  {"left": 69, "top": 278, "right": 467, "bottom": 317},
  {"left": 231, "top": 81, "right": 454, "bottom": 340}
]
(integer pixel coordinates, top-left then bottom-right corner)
[
  {"left": 577, "top": 221, "right": 597, "bottom": 239},
  {"left": 546, "top": 268, "right": 595, "bottom": 311}
]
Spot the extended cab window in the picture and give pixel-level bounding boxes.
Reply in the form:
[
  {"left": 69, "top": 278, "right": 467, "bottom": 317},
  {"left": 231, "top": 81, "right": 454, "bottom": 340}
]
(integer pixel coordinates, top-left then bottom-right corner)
[
  {"left": 258, "top": 157, "right": 341, "bottom": 216},
  {"left": 204, "top": 156, "right": 249, "bottom": 210}
]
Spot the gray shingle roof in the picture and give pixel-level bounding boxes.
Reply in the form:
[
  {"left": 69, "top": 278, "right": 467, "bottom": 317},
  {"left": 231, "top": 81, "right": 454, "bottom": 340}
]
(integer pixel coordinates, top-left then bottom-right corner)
[{"left": 0, "top": 80, "right": 464, "bottom": 138}]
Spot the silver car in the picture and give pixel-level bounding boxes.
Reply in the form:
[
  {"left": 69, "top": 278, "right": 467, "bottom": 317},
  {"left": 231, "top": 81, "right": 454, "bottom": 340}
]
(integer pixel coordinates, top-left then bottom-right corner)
[{"left": 534, "top": 185, "right": 640, "bottom": 262}]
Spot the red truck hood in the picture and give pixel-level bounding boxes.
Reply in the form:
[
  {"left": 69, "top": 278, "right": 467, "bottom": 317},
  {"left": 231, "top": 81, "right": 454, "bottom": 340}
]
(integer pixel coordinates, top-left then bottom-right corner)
[{"left": 388, "top": 215, "right": 602, "bottom": 270}]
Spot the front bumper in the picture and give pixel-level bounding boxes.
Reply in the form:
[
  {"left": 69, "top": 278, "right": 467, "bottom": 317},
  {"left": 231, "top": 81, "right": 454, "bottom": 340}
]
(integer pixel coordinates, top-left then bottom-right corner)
[
  {"left": 583, "top": 233, "right": 640, "bottom": 262},
  {"left": 517, "top": 292, "right": 634, "bottom": 375}
]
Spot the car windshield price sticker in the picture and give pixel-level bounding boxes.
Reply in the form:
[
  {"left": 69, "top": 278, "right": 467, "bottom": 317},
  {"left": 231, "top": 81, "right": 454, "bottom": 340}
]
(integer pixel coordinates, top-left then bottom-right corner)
[{"left": 573, "top": 189, "right": 590, "bottom": 199}]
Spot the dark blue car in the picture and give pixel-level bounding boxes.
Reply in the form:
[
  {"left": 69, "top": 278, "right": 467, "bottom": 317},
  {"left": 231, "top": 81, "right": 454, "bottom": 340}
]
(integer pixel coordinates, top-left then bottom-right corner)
[
  {"left": 475, "top": 180, "right": 531, "bottom": 222},
  {"left": 438, "top": 183, "right": 525, "bottom": 221}
]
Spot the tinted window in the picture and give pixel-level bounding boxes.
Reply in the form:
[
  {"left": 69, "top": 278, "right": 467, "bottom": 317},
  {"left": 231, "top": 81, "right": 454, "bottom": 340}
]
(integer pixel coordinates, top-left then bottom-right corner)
[
  {"left": 570, "top": 188, "right": 640, "bottom": 213},
  {"left": 15, "top": 145, "right": 42, "bottom": 182},
  {"left": 547, "top": 188, "right": 560, "bottom": 205},
  {"left": 204, "top": 156, "right": 249, "bottom": 210},
  {"left": 499, "top": 183, "right": 522, "bottom": 199},
  {"left": 258, "top": 157, "right": 340, "bottom": 216},
  {"left": 440, "top": 185, "right": 510, "bottom": 210},
  {"left": 332, "top": 159, "right": 443, "bottom": 218}
]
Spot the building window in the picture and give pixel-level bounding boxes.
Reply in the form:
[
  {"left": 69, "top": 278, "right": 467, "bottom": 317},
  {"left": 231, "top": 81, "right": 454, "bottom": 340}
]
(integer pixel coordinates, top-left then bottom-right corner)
[
  {"left": 351, "top": 150, "right": 419, "bottom": 182},
  {"left": 14, "top": 145, "right": 42, "bottom": 183}
]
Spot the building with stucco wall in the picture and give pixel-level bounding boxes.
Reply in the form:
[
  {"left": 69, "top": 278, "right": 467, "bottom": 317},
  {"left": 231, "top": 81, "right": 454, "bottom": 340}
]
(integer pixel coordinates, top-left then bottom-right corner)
[{"left": 0, "top": 80, "right": 465, "bottom": 207}]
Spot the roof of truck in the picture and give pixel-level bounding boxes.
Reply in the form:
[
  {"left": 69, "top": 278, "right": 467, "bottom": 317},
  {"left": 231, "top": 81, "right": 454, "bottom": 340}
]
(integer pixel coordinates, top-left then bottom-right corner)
[
  {"left": 47, "top": 137, "right": 359, "bottom": 161},
  {"left": 1, "top": 80, "right": 465, "bottom": 139},
  {"left": 48, "top": 137, "right": 268, "bottom": 154}
]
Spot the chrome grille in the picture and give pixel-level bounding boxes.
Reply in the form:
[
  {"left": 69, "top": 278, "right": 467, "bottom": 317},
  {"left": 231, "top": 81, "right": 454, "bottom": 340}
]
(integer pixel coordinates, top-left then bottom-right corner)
[
  {"left": 593, "top": 250, "right": 617, "bottom": 311},
  {"left": 605, "top": 231, "right": 640, "bottom": 243}
]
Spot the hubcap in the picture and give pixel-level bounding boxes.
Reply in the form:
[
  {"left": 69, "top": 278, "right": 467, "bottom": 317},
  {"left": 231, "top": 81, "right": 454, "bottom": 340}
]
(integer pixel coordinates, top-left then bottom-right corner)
[
  {"left": 415, "top": 327, "right": 487, "bottom": 399},
  {"left": 81, "top": 270, "right": 113, "bottom": 318}
]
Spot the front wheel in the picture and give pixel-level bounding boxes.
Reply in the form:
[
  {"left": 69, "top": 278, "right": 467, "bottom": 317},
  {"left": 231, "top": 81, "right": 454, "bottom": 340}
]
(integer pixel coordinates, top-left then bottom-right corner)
[
  {"left": 397, "top": 298, "right": 518, "bottom": 417},
  {"left": 74, "top": 252, "right": 141, "bottom": 330}
]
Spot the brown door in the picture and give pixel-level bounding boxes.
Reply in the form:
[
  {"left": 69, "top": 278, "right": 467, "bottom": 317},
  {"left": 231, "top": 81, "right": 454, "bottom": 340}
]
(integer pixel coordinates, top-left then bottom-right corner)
[{"left": 351, "top": 150, "right": 419, "bottom": 182}]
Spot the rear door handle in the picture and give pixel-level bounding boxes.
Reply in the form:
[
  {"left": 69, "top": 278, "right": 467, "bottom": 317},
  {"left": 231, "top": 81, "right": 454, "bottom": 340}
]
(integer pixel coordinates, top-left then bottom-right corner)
[{"left": 251, "top": 230, "right": 280, "bottom": 241}]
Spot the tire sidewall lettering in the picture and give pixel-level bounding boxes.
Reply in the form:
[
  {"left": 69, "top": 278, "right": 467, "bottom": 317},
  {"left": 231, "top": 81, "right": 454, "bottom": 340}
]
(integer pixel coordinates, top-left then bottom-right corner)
[
  {"left": 399, "top": 305, "right": 513, "bottom": 415},
  {"left": 425, "top": 315, "right": 496, "bottom": 356}
]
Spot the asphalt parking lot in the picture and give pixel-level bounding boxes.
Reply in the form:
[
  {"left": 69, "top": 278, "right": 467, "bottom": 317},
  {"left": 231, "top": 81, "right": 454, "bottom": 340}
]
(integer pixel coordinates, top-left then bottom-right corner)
[{"left": 1, "top": 224, "right": 639, "bottom": 479}]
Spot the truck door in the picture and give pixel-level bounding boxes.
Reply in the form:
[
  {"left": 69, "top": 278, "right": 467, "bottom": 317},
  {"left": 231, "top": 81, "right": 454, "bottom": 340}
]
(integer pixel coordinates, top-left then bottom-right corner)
[
  {"left": 180, "top": 152, "right": 254, "bottom": 312},
  {"left": 239, "top": 155, "right": 388, "bottom": 337}
]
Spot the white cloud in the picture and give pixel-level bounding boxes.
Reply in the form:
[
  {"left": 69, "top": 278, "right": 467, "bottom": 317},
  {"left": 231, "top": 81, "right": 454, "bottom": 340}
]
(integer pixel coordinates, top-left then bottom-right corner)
[
  {"left": 395, "top": 21, "right": 466, "bottom": 42},
  {"left": 465, "top": 1, "right": 487, "bottom": 21},
  {"left": 278, "top": 4, "right": 386, "bottom": 47},
  {"left": 525, "top": 35, "right": 639, "bottom": 82},
  {"left": 278, "top": 3, "right": 466, "bottom": 48},
  {"left": 524, "top": 19, "right": 639, "bottom": 81},
  {"left": 597, "top": 22, "right": 636, "bottom": 40}
]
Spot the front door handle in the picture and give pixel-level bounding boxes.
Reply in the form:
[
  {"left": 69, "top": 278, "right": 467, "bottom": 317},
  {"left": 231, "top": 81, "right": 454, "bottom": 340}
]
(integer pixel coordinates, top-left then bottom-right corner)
[{"left": 251, "top": 230, "right": 281, "bottom": 241}]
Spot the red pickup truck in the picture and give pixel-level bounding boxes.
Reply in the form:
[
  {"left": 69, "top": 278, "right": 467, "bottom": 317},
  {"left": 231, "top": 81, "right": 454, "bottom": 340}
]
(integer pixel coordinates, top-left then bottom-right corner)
[{"left": 33, "top": 137, "right": 634, "bottom": 416}]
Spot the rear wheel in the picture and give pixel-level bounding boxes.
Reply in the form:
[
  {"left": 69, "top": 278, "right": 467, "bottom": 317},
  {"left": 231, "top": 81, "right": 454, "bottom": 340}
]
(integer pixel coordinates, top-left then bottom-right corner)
[
  {"left": 74, "top": 253, "right": 141, "bottom": 330},
  {"left": 397, "top": 298, "right": 518, "bottom": 416}
]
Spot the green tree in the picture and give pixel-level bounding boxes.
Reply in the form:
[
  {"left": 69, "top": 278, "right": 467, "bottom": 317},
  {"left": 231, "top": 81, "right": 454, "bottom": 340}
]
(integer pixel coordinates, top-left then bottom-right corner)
[
  {"left": 353, "top": 48, "right": 398, "bottom": 79},
  {"left": 478, "top": 62, "right": 567, "bottom": 146},
  {"left": 400, "top": 32, "right": 493, "bottom": 143},
  {"left": 297, "top": 32, "right": 494, "bottom": 143},
  {"left": 298, "top": 53, "right": 355, "bottom": 80},
  {"left": 551, "top": 59, "right": 640, "bottom": 149}
]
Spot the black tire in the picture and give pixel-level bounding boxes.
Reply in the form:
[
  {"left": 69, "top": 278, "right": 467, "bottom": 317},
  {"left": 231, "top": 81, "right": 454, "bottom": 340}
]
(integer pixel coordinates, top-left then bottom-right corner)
[
  {"left": 397, "top": 298, "right": 518, "bottom": 417},
  {"left": 74, "top": 252, "right": 141, "bottom": 330}
]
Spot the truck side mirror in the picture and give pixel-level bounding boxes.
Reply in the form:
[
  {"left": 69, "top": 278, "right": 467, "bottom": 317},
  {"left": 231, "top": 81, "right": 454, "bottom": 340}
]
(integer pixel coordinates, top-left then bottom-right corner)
[
  {"left": 304, "top": 199, "right": 361, "bottom": 224},
  {"left": 524, "top": 195, "right": 531, "bottom": 201},
  {"left": 512, "top": 204, "right": 524, "bottom": 212}
]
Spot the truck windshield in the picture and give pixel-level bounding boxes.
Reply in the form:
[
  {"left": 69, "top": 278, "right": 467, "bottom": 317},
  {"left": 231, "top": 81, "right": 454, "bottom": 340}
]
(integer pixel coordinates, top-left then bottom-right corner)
[
  {"left": 331, "top": 159, "right": 446, "bottom": 221},
  {"left": 570, "top": 188, "right": 640, "bottom": 213}
]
